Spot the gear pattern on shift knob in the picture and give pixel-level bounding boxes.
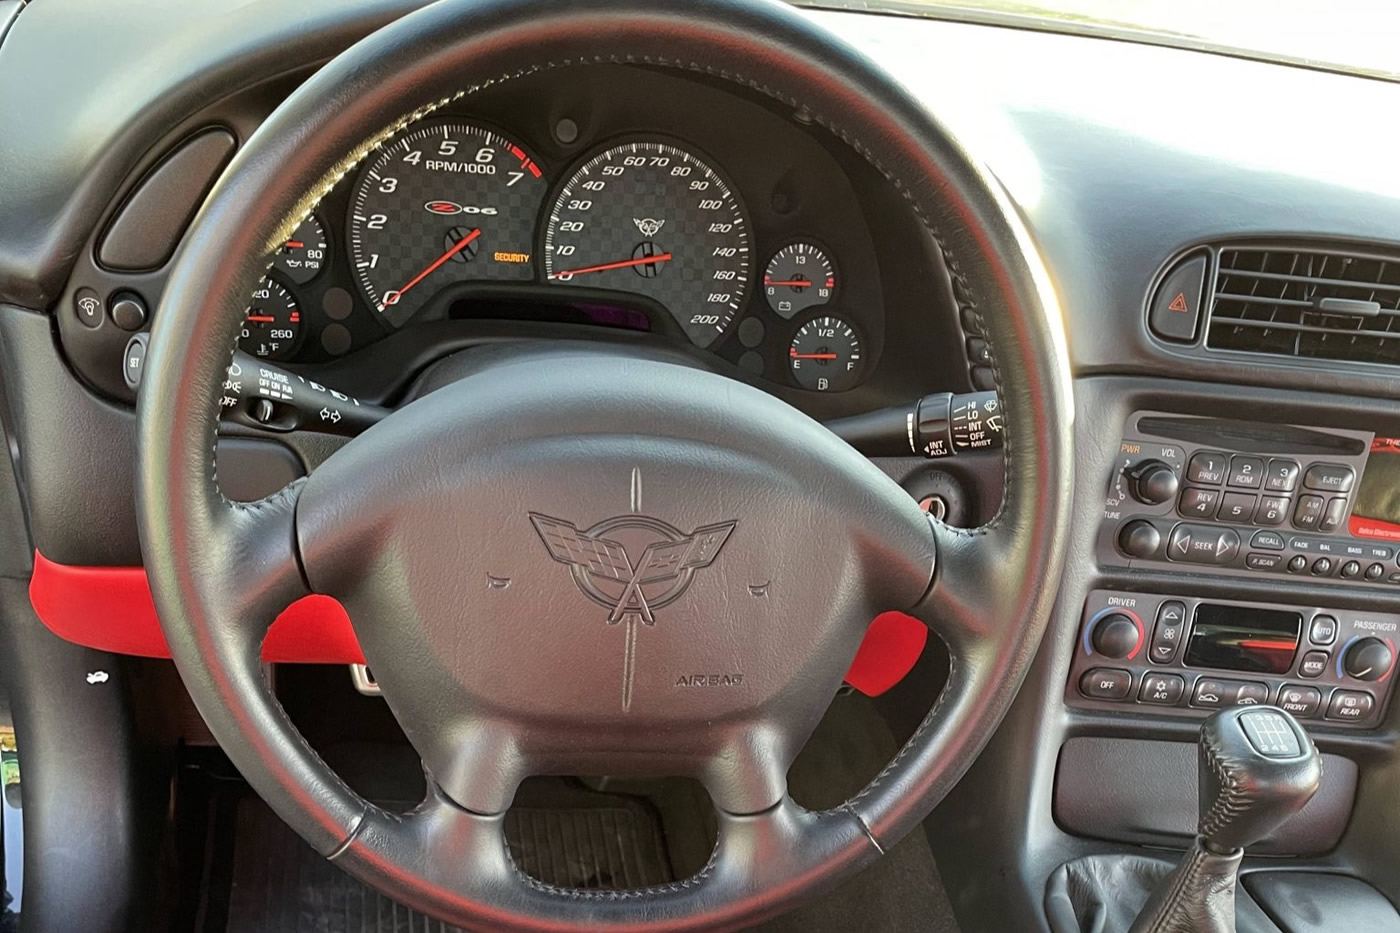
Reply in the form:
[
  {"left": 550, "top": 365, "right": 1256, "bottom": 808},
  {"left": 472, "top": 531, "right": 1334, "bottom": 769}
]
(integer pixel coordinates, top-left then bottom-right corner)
[{"left": 1197, "top": 705, "right": 1322, "bottom": 853}]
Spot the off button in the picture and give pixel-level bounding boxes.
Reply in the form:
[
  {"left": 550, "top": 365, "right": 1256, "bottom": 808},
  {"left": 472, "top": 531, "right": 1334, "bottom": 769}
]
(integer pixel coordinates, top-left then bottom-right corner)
[{"left": 1080, "top": 668, "right": 1132, "bottom": 701}]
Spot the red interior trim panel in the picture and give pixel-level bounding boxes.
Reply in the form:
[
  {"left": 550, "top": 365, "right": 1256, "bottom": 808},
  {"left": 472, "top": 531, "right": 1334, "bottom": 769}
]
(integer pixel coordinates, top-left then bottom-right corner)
[{"left": 29, "top": 551, "right": 925, "bottom": 693}]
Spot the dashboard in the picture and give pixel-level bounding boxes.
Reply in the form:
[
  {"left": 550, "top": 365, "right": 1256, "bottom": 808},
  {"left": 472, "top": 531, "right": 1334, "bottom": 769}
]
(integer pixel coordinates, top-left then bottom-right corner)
[
  {"left": 243, "top": 66, "right": 885, "bottom": 387},
  {"left": 4, "top": 1, "right": 1400, "bottom": 930},
  {"left": 43, "top": 62, "right": 985, "bottom": 422}
]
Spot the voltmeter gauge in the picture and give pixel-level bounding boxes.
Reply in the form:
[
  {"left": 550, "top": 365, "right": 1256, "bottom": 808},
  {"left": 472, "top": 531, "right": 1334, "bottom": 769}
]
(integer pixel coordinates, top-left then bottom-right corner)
[
  {"left": 272, "top": 215, "right": 328, "bottom": 285},
  {"left": 788, "top": 315, "right": 862, "bottom": 392},
  {"left": 764, "top": 242, "right": 834, "bottom": 318}
]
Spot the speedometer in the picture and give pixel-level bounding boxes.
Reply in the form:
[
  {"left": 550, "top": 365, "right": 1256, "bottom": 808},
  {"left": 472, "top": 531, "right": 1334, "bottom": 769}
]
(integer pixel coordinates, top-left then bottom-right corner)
[
  {"left": 544, "top": 141, "right": 750, "bottom": 348},
  {"left": 348, "top": 120, "right": 547, "bottom": 328}
]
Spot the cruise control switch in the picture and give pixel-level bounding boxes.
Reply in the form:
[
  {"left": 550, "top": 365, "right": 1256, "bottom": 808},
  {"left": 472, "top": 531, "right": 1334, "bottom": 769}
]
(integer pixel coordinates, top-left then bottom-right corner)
[
  {"left": 218, "top": 352, "right": 388, "bottom": 437},
  {"left": 824, "top": 391, "right": 1004, "bottom": 459}
]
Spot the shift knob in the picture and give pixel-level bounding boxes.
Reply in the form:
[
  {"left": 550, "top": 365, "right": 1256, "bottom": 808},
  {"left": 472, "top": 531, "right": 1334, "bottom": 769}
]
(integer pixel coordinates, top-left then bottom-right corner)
[{"left": 1198, "top": 705, "right": 1321, "bottom": 853}]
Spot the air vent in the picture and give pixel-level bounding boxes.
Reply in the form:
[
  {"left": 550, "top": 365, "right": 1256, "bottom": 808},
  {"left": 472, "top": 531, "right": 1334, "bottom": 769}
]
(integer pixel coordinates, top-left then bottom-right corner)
[{"left": 1207, "top": 244, "right": 1400, "bottom": 366}]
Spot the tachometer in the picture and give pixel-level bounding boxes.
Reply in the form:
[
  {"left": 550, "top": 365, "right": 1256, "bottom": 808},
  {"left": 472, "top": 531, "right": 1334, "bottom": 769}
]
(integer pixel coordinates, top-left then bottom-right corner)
[
  {"left": 544, "top": 141, "right": 750, "bottom": 348},
  {"left": 347, "top": 120, "right": 547, "bottom": 328}
]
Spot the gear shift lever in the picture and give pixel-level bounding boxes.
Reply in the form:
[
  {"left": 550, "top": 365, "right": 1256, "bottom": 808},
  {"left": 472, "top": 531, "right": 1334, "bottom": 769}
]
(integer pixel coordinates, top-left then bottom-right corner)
[{"left": 1128, "top": 705, "right": 1322, "bottom": 933}]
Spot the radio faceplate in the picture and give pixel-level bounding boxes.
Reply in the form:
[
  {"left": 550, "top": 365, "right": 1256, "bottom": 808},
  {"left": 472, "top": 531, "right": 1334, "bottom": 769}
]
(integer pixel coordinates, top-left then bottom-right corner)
[
  {"left": 1066, "top": 590, "right": 1397, "bottom": 728},
  {"left": 1097, "top": 412, "right": 1400, "bottom": 587}
]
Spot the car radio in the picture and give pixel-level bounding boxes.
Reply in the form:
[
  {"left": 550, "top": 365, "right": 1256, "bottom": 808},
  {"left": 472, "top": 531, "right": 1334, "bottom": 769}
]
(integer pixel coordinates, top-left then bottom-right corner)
[
  {"left": 1098, "top": 412, "right": 1400, "bottom": 586},
  {"left": 1066, "top": 590, "right": 1397, "bottom": 728}
]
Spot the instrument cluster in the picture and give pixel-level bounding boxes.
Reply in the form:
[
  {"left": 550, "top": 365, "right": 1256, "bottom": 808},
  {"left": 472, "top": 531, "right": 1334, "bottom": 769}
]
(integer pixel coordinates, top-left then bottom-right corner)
[{"left": 239, "top": 66, "right": 885, "bottom": 395}]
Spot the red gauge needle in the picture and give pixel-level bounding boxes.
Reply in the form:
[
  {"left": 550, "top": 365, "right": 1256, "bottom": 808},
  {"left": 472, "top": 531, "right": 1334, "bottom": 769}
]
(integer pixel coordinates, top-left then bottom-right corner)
[
  {"left": 379, "top": 228, "right": 481, "bottom": 309},
  {"left": 549, "top": 252, "right": 673, "bottom": 279},
  {"left": 790, "top": 351, "right": 838, "bottom": 360},
  {"left": 765, "top": 278, "right": 812, "bottom": 287},
  {"left": 246, "top": 315, "right": 276, "bottom": 323}
]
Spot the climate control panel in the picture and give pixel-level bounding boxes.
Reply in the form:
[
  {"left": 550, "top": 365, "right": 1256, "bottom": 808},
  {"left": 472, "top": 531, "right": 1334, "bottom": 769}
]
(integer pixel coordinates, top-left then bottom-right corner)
[{"left": 1066, "top": 590, "right": 1397, "bottom": 728}]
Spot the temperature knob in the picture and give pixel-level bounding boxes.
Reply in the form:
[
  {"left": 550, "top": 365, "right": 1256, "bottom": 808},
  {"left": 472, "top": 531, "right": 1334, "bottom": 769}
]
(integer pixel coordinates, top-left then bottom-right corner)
[
  {"left": 1127, "top": 460, "right": 1179, "bottom": 505},
  {"left": 1092, "top": 613, "right": 1142, "bottom": 660},
  {"left": 1342, "top": 637, "right": 1394, "bottom": 683}
]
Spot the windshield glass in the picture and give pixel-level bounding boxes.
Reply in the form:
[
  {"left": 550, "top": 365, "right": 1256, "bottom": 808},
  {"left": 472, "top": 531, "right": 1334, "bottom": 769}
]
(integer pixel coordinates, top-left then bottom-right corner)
[{"left": 803, "top": 1, "right": 1400, "bottom": 82}]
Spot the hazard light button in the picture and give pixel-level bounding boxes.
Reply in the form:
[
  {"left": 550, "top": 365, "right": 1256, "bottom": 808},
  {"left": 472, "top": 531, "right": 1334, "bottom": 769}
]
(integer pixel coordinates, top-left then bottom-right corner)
[{"left": 1149, "top": 253, "right": 1208, "bottom": 343}]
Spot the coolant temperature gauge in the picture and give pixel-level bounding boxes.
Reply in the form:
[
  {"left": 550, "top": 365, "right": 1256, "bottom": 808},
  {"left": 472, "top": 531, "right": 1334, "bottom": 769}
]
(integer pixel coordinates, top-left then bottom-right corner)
[{"left": 789, "top": 316, "right": 861, "bottom": 392}]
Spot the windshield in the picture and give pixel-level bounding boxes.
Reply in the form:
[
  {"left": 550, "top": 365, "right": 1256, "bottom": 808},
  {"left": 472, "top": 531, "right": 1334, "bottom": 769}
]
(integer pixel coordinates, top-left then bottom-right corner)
[{"left": 801, "top": 0, "right": 1400, "bottom": 82}]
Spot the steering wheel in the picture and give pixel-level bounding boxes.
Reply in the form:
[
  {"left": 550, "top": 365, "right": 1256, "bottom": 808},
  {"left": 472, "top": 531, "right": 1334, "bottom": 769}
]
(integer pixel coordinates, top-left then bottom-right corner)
[{"left": 135, "top": 0, "right": 1071, "bottom": 929}]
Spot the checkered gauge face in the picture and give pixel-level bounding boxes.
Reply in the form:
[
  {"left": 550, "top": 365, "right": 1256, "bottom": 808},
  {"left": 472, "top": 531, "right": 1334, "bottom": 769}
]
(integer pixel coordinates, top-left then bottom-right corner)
[
  {"left": 347, "top": 121, "right": 547, "bottom": 329},
  {"left": 543, "top": 141, "right": 751, "bottom": 349}
]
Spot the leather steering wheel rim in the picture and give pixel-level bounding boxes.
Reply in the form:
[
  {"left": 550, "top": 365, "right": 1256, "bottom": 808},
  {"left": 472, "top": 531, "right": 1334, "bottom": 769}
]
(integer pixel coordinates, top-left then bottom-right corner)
[{"left": 135, "top": 0, "right": 1073, "bottom": 930}]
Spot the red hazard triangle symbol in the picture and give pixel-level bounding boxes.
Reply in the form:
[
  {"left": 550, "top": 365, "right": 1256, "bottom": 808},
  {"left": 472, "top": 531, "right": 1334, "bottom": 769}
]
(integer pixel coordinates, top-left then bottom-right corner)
[{"left": 1167, "top": 293, "right": 1189, "bottom": 313}]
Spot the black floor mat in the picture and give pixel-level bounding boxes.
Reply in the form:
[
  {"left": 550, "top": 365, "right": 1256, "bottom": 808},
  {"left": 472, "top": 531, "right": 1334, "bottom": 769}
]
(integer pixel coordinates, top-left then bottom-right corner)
[{"left": 223, "top": 782, "right": 674, "bottom": 933}]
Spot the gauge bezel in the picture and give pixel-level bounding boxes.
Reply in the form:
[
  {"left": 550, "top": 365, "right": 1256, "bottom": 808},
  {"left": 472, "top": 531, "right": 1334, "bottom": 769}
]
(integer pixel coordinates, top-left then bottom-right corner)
[{"left": 539, "top": 134, "right": 753, "bottom": 349}]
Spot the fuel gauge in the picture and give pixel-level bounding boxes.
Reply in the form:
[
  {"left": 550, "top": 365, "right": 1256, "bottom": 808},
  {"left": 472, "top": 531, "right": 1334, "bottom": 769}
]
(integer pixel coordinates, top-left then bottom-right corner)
[{"left": 789, "top": 315, "right": 862, "bottom": 392}]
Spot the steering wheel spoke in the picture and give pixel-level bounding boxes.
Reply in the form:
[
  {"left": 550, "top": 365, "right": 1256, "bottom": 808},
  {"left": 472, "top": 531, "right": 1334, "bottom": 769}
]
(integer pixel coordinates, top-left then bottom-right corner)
[
  {"left": 906, "top": 518, "right": 1017, "bottom": 654},
  {"left": 215, "top": 479, "right": 313, "bottom": 640}
]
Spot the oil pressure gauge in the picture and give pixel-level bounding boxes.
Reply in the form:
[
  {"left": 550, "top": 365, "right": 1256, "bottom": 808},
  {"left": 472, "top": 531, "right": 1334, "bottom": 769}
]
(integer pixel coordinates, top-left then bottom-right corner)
[
  {"left": 789, "top": 315, "right": 861, "bottom": 392},
  {"left": 272, "top": 215, "right": 328, "bottom": 285}
]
